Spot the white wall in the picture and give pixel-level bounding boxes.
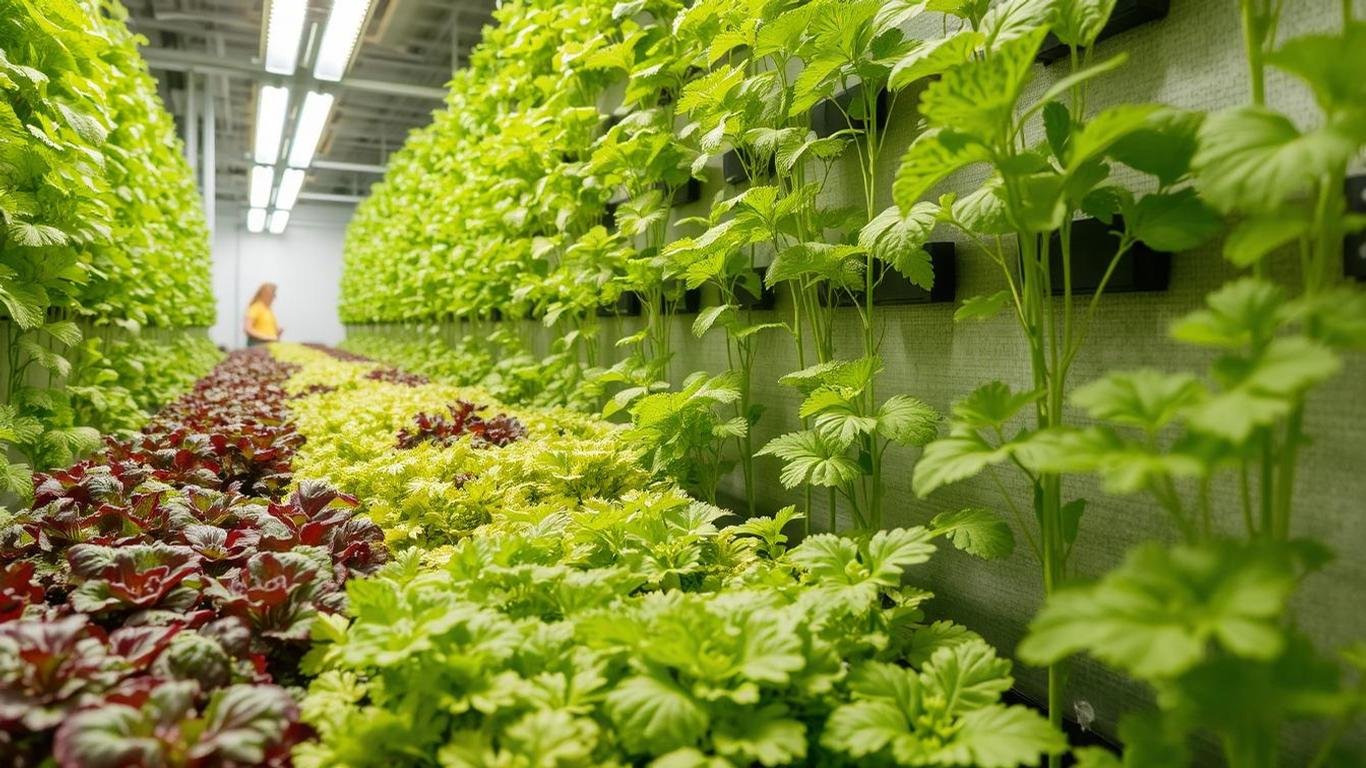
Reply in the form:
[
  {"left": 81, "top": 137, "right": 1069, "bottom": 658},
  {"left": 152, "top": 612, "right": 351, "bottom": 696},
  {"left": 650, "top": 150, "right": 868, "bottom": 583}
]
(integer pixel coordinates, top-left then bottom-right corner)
[{"left": 210, "top": 202, "right": 354, "bottom": 349}]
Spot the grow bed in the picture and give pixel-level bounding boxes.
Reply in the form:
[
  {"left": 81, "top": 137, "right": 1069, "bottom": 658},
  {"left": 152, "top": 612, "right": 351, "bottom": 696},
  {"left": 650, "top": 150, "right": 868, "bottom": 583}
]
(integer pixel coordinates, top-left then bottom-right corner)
[{"left": 2, "top": 344, "right": 1067, "bottom": 766}]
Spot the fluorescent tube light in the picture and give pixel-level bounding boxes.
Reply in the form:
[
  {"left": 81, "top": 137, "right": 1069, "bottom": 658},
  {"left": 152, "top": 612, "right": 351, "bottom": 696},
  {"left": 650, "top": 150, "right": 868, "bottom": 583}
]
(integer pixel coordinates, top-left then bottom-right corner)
[
  {"left": 314, "top": 0, "right": 372, "bottom": 82},
  {"left": 253, "top": 85, "right": 290, "bottom": 165},
  {"left": 287, "top": 91, "right": 335, "bottom": 168},
  {"left": 275, "top": 168, "right": 306, "bottom": 211},
  {"left": 247, "top": 208, "right": 268, "bottom": 233},
  {"left": 249, "top": 165, "right": 275, "bottom": 209},
  {"left": 268, "top": 210, "right": 291, "bottom": 235},
  {"left": 264, "top": 0, "right": 308, "bottom": 75}
]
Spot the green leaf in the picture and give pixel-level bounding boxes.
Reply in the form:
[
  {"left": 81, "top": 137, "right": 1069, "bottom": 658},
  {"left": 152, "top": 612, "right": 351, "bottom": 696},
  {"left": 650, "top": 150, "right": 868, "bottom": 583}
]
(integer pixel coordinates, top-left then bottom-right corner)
[
  {"left": 951, "top": 177, "right": 1011, "bottom": 234},
  {"left": 951, "top": 381, "right": 1042, "bottom": 429},
  {"left": 7, "top": 221, "right": 68, "bottom": 247},
  {"left": 19, "top": 339, "right": 72, "bottom": 377},
  {"left": 1267, "top": 22, "right": 1366, "bottom": 112},
  {"left": 42, "top": 320, "right": 83, "bottom": 346},
  {"left": 766, "top": 242, "right": 864, "bottom": 288},
  {"left": 1067, "top": 103, "right": 1163, "bottom": 172},
  {"left": 731, "top": 322, "right": 786, "bottom": 340},
  {"left": 56, "top": 102, "right": 108, "bottom": 145},
  {"left": 0, "top": 460, "right": 32, "bottom": 496},
  {"left": 711, "top": 707, "right": 806, "bottom": 766},
  {"left": 780, "top": 134, "right": 848, "bottom": 174},
  {"left": 813, "top": 403, "right": 880, "bottom": 449},
  {"left": 946, "top": 704, "right": 1067, "bottom": 768},
  {"left": 920, "top": 27, "right": 1046, "bottom": 141},
  {"left": 1042, "top": 101, "right": 1071, "bottom": 161},
  {"left": 790, "top": 528, "right": 936, "bottom": 588},
  {"left": 1011, "top": 172, "right": 1067, "bottom": 232},
  {"left": 892, "top": 129, "right": 991, "bottom": 210},
  {"left": 930, "top": 508, "right": 1014, "bottom": 559},
  {"left": 1169, "top": 277, "right": 1284, "bottom": 349},
  {"left": 860, "top": 203, "right": 938, "bottom": 290},
  {"left": 1072, "top": 747, "right": 1123, "bottom": 768},
  {"left": 875, "top": 395, "right": 939, "bottom": 446},
  {"left": 888, "top": 30, "right": 983, "bottom": 91},
  {"left": 500, "top": 710, "right": 600, "bottom": 766},
  {"left": 0, "top": 281, "right": 47, "bottom": 329},
  {"left": 1126, "top": 188, "right": 1221, "bottom": 252},
  {"left": 780, "top": 356, "right": 880, "bottom": 395},
  {"left": 1019, "top": 541, "right": 1300, "bottom": 679},
  {"left": 954, "top": 290, "right": 1013, "bottom": 322},
  {"left": 677, "top": 64, "right": 746, "bottom": 115},
  {"left": 1107, "top": 108, "right": 1203, "bottom": 187},
  {"left": 906, "top": 621, "right": 980, "bottom": 666},
  {"left": 692, "top": 304, "right": 734, "bottom": 337},
  {"left": 921, "top": 640, "right": 1013, "bottom": 716},
  {"left": 1194, "top": 105, "right": 1361, "bottom": 214},
  {"left": 1052, "top": 0, "right": 1118, "bottom": 47},
  {"left": 863, "top": 528, "right": 938, "bottom": 584},
  {"left": 1222, "top": 213, "right": 1310, "bottom": 267},
  {"left": 980, "top": 0, "right": 1055, "bottom": 47},
  {"left": 912, "top": 432, "right": 1013, "bottom": 497},
  {"left": 821, "top": 699, "right": 909, "bottom": 758},
  {"left": 757, "top": 430, "right": 863, "bottom": 489},
  {"left": 1187, "top": 337, "right": 1341, "bottom": 442},
  {"left": 1070, "top": 370, "right": 1204, "bottom": 432},
  {"left": 604, "top": 674, "right": 709, "bottom": 755}
]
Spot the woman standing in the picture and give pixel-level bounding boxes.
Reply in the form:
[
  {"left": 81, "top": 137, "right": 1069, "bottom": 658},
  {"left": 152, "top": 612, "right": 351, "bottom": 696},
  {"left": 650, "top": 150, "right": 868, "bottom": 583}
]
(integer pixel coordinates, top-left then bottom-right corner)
[{"left": 243, "top": 282, "right": 282, "bottom": 346}]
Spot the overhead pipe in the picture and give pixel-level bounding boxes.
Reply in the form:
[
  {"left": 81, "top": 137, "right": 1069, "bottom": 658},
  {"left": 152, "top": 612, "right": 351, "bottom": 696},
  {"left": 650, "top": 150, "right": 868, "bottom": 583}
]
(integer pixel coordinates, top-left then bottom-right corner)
[{"left": 141, "top": 47, "right": 448, "bottom": 100}]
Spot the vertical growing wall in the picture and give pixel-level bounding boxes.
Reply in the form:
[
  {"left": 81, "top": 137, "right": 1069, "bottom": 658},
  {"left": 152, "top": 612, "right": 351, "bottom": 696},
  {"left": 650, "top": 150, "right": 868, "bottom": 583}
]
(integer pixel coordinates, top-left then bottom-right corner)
[
  {"left": 337, "top": 0, "right": 1366, "bottom": 762},
  {"left": 0, "top": 0, "right": 217, "bottom": 497}
]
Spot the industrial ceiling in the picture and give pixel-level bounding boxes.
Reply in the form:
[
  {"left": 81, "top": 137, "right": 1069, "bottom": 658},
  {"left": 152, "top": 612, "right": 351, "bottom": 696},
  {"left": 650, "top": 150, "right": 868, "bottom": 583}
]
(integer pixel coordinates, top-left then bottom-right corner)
[{"left": 126, "top": 0, "right": 495, "bottom": 228}]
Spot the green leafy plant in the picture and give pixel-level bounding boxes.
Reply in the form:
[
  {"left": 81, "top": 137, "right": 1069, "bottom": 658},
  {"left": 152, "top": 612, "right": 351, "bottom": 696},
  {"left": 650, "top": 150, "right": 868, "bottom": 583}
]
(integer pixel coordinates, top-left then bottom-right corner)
[
  {"left": 1, "top": 0, "right": 213, "bottom": 493},
  {"left": 627, "top": 370, "right": 745, "bottom": 503},
  {"left": 1010, "top": 8, "right": 1366, "bottom": 764},
  {"left": 758, "top": 356, "right": 939, "bottom": 533},
  {"left": 893, "top": 1, "right": 1220, "bottom": 746}
]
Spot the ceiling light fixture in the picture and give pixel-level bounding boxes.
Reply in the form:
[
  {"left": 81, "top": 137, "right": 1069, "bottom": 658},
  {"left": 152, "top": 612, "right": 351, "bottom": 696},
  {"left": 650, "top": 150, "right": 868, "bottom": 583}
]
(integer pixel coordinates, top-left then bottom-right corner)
[
  {"left": 287, "top": 91, "right": 335, "bottom": 168},
  {"left": 275, "top": 168, "right": 307, "bottom": 211},
  {"left": 264, "top": 0, "right": 309, "bottom": 75},
  {"left": 247, "top": 208, "right": 268, "bottom": 233},
  {"left": 249, "top": 165, "right": 275, "bottom": 209},
  {"left": 268, "top": 210, "right": 291, "bottom": 235},
  {"left": 314, "top": 0, "right": 373, "bottom": 82},
  {"left": 253, "top": 85, "right": 291, "bottom": 165}
]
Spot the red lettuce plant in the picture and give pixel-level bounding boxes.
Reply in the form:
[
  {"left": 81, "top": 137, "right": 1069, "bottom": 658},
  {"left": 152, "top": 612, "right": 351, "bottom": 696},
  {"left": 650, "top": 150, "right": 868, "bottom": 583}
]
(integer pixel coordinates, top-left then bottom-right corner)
[
  {"left": 365, "top": 366, "right": 429, "bottom": 386},
  {"left": 65, "top": 543, "right": 204, "bottom": 616},
  {"left": 0, "top": 349, "right": 388, "bottom": 762},
  {"left": 0, "top": 564, "right": 45, "bottom": 623},
  {"left": 395, "top": 400, "right": 527, "bottom": 449},
  {"left": 52, "top": 680, "right": 306, "bottom": 768},
  {"left": 204, "top": 551, "right": 336, "bottom": 643}
]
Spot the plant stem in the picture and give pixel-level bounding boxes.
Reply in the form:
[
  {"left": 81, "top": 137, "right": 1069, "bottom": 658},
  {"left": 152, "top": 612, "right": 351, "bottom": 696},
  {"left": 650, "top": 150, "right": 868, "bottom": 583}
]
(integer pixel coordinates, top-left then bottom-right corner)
[{"left": 1240, "top": 0, "right": 1267, "bottom": 105}]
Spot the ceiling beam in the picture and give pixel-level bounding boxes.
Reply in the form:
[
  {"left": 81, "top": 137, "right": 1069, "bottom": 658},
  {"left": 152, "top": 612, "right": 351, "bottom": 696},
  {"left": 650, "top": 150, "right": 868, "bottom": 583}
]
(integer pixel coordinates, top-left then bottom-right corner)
[
  {"left": 300, "top": 191, "right": 366, "bottom": 204},
  {"left": 141, "top": 47, "right": 448, "bottom": 100},
  {"left": 312, "top": 159, "right": 387, "bottom": 174}
]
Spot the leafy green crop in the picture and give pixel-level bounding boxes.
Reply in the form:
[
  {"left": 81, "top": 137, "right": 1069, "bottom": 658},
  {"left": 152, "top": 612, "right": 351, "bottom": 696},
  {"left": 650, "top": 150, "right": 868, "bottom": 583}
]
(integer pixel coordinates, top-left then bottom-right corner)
[
  {"left": 1, "top": 0, "right": 213, "bottom": 494},
  {"left": 1004, "top": 7, "right": 1366, "bottom": 764},
  {"left": 331, "top": 1, "right": 1366, "bottom": 764},
  {"left": 274, "top": 344, "right": 1059, "bottom": 767}
]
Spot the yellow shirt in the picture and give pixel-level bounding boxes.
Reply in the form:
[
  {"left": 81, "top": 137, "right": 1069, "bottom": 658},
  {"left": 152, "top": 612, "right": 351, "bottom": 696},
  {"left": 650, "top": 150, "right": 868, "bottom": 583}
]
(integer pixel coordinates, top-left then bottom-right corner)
[{"left": 246, "top": 301, "right": 279, "bottom": 341}]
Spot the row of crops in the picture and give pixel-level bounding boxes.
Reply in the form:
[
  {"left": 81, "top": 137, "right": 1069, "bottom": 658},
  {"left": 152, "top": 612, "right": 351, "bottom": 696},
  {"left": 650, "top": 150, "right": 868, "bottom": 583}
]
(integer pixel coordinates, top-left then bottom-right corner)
[
  {"left": 3, "top": 342, "right": 1067, "bottom": 766},
  {"left": 1, "top": 0, "right": 218, "bottom": 500},
  {"left": 336, "top": 0, "right": 1366, "bottom": 765}
]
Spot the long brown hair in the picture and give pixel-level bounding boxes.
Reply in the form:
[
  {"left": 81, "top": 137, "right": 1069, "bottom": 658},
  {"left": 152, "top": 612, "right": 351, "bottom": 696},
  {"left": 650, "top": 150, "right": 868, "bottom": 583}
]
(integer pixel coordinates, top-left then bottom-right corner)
[{"left": 248, "top": 282, "right": 276, "bottom": 308}]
